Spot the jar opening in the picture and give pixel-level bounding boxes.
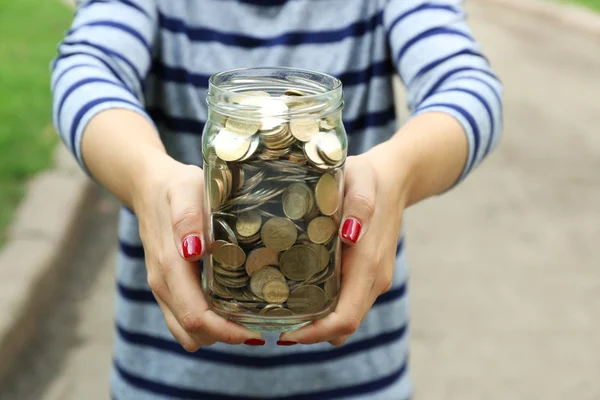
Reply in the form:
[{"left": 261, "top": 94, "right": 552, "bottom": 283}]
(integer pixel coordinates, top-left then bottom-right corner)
[{"left": 207, "top": 67, "right": 344, "bottom": 120}]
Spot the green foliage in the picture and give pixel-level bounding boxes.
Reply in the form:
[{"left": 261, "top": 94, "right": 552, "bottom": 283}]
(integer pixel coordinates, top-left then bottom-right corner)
[{"left": 0, "top": 0, "right": 73, "bottom": 244}]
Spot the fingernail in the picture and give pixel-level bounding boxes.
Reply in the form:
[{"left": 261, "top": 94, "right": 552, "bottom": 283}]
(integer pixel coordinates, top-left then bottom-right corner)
[
  {"left": 276, "top": 340, "right": 297, "bottom": 346},
  {"left": 183, "top": 235, "right": 202, "bottom": 258},
  {"left": 341, "top": 218, "right": 361, "bottom": 243},
  {"left": 244, "top": 339, "right": 265, "bottom": 346}
]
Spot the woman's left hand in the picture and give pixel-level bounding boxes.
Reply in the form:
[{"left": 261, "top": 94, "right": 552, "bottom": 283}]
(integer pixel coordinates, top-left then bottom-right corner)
[{"left": 279, "top": 145, "right": 410, "bottom": 346}]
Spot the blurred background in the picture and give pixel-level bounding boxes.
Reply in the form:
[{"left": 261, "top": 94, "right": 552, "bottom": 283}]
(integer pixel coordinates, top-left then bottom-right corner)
[{"left": 0, "top": 0, "right": 598, "bottom": 399}]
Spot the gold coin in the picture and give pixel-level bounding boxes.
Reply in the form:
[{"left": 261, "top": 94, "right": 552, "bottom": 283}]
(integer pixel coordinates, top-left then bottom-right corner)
[
  {"left": 225, "top": 117, "right": 260, "bottom": 137},
  {"left": 214, "top": 218, "right": 238, "bottom": 244},
  {"left": 266, "top": 307, "right": 294, "bottom": 317},
  {"left": 250, "top": 266, "right": 285, "bottom": 299},
  {"left": 284, "top": 89, "right": 309, "bottom": 96},
  {"left": 307, "top": 243, "right": 330, "bottom": 271},
  {"left": 245, "top": 247, "right": 280, "bottom": 276},
  {"left": 263, "top": 306, "right": 294, "bottom": 317},
  {"left": 235, "top": 210, "right": 262, "bottom": 238},
  {"left": 307, "top": 216, "right": 337, "bottom": 244},
  {"left": 262, "top": 280, "right": 290, "bottom": 303},
  {"left": 319, "top": 118, "right": 336, "bottom": 131},
  {"left": 210, "top": 280, "right": 232, "bottom": 299},
  {"left": 317, "top": 131, "right": 344, "bottom": 165},
  {"left": 287, "top": 285, "right": 327, "bottom": 314},
  {"left": 209, "top": 178, "right": 225, "bottom": 209},
  {"left": 290, "top": 116, "right": 319, "bottom": 142},
  {"left": 213, "top": 243, "right": 246, "bottom": 269},
  {"left": 214, "top": 128, "right": 252, "bottom": 162},
  {"left": 239, "top": 135, "right": 260, "bottom": 161},
  {"left": 315, "top": 173, "right": 340, "bottom": 216},
  {"left": 210, "top": 239, "right": 229, "bottom": 254},
  {"left": 214, "top": 264, "right": 248, "bottom": 278},
  {"left": 261, "top": 217, "right": 297, "bottom": 251},
  {"left": 231, "top": 166, "right": 245, "bottom": 192},
  {"left": 214, "top": 272, "right": 249, "bottom": 288},
  {"left": 280, "top": 245, "right": 319, "bottom": 281},
  {"left": 282, "top": 183, "right": 312, "bottom": 220},
  {"left": 303, "top": 137, "right": 326, "bottom": 168}
]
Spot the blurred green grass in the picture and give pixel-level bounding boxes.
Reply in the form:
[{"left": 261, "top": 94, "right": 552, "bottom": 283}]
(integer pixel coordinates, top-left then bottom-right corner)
[
  {"left": 0, "top": 0, "right": 72, "bottom": 245},
  {"left": 565, "top": 0, "right": 600, "bottom": 11}
]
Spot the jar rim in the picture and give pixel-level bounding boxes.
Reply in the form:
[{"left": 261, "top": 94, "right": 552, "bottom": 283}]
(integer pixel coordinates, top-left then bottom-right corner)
[{"left": 207, "top": 67, "right": 344, "bottom": 119}]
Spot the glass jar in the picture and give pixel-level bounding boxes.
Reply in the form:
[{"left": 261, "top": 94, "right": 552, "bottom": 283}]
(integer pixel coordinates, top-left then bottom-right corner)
[{"left": 201, "top": 67, "right": 347, "bottom": 332}]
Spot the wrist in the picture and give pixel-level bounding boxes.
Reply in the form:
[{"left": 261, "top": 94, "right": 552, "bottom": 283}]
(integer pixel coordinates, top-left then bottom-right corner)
[
  {"left": 363, "top": 142, "right": 415, "bottom": 211},
  {"left": 131, "top": 149, "right": 181, "bottom": 214}
]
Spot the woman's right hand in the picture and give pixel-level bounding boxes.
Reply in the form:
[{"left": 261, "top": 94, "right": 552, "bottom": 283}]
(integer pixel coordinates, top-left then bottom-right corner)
[{"left": 132, "top": 155, "right": 264, "bottom": 351}]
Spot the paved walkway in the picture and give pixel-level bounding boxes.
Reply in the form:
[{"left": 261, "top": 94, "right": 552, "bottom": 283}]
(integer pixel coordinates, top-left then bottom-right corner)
[{"left": 5, "top": 1, "right": 600, "bottom": 399}]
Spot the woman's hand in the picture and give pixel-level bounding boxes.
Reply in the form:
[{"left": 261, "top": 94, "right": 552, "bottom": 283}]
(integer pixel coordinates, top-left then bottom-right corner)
[
  {"left": 132, "top": 156, "right": 264, "bottom": 351},
  {"left": 279, "top": 144, "right": 411, "bottom": 346}
]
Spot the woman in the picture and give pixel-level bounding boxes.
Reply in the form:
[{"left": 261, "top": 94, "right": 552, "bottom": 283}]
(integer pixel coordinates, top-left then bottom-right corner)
[{"left": 51, "top": 0, "right": 503, "bottom": 398}]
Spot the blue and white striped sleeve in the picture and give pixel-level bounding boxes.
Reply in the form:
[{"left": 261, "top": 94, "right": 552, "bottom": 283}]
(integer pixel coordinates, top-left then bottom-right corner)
[
  {"left": 51, "top": 0, "right": 157, "bottom": 172},
  {"left": 384, "top": 0, "right": 504, "bottom": 182}
]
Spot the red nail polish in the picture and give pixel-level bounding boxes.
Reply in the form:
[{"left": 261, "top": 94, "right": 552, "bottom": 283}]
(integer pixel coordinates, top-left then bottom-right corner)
[
  {"left": 244, "top": 339, "right": 265, "bottom": 346},
  {"left": 276, "top": 340, "right": 297, "bottom": 346},
  {"left": 341, "top": 218, "right": 361, "bottom": 244},
  {"left": 183, "top": 235, "right": 202, "bottom": 258}
]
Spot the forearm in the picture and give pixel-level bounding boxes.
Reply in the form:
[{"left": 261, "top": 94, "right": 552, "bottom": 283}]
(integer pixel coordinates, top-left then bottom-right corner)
[
  {"left": 366, "top": 111, "right": 468, "bottom": 208},
  {"left": 81, "top": 108, "right": 173, "bottom": 209}
]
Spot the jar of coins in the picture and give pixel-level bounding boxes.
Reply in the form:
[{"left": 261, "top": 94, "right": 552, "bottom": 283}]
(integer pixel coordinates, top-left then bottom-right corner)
[{"left": 201, "top": 67, "right": 346, "bottom": 332}]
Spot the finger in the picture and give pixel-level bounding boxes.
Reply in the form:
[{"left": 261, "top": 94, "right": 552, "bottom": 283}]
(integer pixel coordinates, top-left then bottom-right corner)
[
  {"left": 163, "top": 257, "right": 264, "bottom": 345},
  {"left": 167, "top": 165, "right": 205, "bottom": 262},
  {"left": 329, "top": 334, "right": 350, "bottom": 347},
  {"left": 339, "top": 158, "right": 377, "bottom": 245},
  {"left": 154, "top": 292, "right": 215, "bottom": 352},
  {"left": 279, "top": 243, "right": 376, "bottom": 344}
]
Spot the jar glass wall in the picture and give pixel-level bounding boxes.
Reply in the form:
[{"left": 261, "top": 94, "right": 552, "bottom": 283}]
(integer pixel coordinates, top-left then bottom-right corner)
[{"left": 201, "top": 67, "right": 347, "bottom": 332}]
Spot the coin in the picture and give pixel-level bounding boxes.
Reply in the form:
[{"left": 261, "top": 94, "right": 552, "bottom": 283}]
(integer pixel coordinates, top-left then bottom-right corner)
[
  {"left": 214, "top": 218, "right": 238, "bottom": 244},
  {"left": 225, "top": 117, "right": 260, "bottom": 137},
  {"left": 265, "top": 306, "right": 294, "bottom": 317},
  {"left": 214, "top": 128, "right": 252, "bottom": 162},
  {"left": 307, "top": 216, "right": 337, "bottom": 244},
  {"left": 262, "top": 280, "right": 290, "bottom": 303},
  {"left": 239, "top": 135, "right": 260, "bottom": 161},
  {"left": 210, "top": 239, "right": 229, "bottom": 254},
  {"left": 307, "top": 243, "right": 330, "bottom": 271},
  {"left": 317, "top": 131, "right": 344, "bottom": 165},
  {"left": 245, "top": 247, "right": 280, "bottom": 276},
  {"left": 303, "top": 136, "right": 326, "bottom": 168},
  {"left": 261, "top": 217, "right": 297, "bottom": 251},
  {"left": 284, "top": 89, "right": 309, "bottom": 96},
  {"left": 287, "top": 285, "right": 327, "bottom": 314},
  {"left": 215, "top": 273, "right": 249, "bottom": 288},
  {"left": 250, "top": 266, "right": 286, "bottom": 299},
  {"left": 214, "top": 264, "right": 248, "bottom": 278},
  {"left": 236, "top": 210, "right": 262, "bottom": 237},
  {"left": 280, "top": 245, "right": 319, "bottom": 281},
  {"left": 231, "top": 166, "right": 245, "bottom": 192},
  {"left": 209, "top": 178, "right": 224, "bottom": 209},
  {"left": 213, "top": 243, "right": 246, "bottom": 269},
  {"left": 290, "top": 116, "right": 319, "bottom": 142},
  {"left": 211, "top": 280, "right": 233, "bottom": 299},
  {"left": 282, "top": 183, "right": 312, "bottom": 220},
  {"left": 315, "top": 173, "right": 339, "bottom": 216}
]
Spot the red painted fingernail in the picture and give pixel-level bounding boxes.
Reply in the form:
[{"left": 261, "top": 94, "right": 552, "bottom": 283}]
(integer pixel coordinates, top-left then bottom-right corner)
[
  {"left": 183, "top": 235, "right": 202, "bottom": 258},
  {"left": 341, "top": 218, "right": 361, "bottom": 243},
  {"left": 244, "top": 339, "right": 265, "bottom": 346},
  {"left": 277, "top": 340, "right": 297, "bottom": 346}
]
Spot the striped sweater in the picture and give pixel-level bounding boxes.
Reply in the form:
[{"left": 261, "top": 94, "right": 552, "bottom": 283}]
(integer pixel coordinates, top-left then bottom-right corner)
[{"left": 51, "top": 0, "right": 503, "bottom": 399}]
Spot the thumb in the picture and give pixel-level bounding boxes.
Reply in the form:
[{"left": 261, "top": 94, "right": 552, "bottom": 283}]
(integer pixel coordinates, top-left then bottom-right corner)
[
  {"left": 339, "top": 158, "right": 377, "bottom": 245},
  {"left": 168, "top": 166, "right": 206, "bottom": 262}
]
